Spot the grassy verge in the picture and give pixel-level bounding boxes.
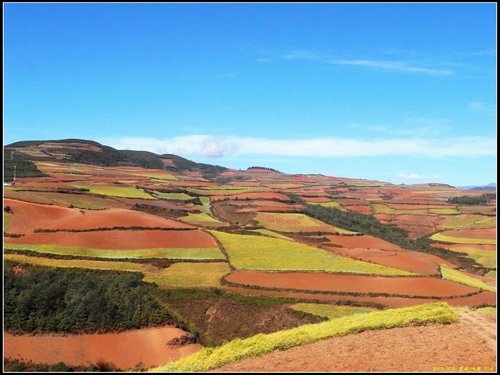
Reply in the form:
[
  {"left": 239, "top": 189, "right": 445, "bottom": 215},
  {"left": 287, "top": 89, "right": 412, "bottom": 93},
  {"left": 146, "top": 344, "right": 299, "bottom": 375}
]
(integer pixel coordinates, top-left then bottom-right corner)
[
  {"left": 289, "top": 303, "right": 376, "bottom": 320},
  {"left": 440, "top": 265, "right": 496, "bottom": 293},
  {"left": 149, "top": 302, "right": 457, "bottom": 372},
  {"left": 4, "top": 243, "right": 224, "bottom": 260}
]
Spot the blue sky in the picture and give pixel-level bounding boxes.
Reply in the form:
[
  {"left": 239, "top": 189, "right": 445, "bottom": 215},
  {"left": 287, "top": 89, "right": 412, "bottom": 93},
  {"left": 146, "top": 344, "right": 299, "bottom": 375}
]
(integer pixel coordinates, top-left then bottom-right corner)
[{"left": 4, "top": 3, "right": 497, "bottom": 186}]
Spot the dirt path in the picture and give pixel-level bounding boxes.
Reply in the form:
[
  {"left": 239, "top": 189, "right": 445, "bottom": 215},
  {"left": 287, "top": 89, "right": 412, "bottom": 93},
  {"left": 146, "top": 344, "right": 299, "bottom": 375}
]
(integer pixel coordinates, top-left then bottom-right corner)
[{"left": 213, "top": 311, "right": 496, "bottom": 372}]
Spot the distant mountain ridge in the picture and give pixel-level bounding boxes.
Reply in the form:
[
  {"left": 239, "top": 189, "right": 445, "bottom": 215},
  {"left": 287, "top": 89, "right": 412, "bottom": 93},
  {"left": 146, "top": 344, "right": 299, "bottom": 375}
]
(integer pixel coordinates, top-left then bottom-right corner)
[{"left": 458, "top": 183, "right": 496, "bottom": 191}]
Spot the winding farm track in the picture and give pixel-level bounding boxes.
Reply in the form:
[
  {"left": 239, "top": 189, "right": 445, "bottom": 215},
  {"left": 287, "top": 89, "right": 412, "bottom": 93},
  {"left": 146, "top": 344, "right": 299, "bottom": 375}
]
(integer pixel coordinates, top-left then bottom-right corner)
[{"left": 213, "top": 311, "right": 497, "bottom": 372}]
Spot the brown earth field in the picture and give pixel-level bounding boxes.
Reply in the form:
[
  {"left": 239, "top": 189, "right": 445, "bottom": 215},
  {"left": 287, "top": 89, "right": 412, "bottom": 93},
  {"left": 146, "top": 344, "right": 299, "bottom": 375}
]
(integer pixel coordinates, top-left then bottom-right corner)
[
  {"left": 4, "top": 326, "right": 201, "bottom": 370},
  {"left": 6, "top": 229, "right": 217, "bottom": 249},
  {"left": 441, "top": 228, "right": 497, "bottom": 239},
  {"left": 213, "top": 310, "right": 496, "bottom": 372},
  {"left": 386, "top": 203, "right": 450, "bottom": 209},
  {"left": 221, "top": 285, "right": 496, "bottom": 309},
  {"left": 325, "top": 247, "right": 445, "bottom": 275},
  {"left": 224, "top": 270, "right": 480, "bottom": 298}
]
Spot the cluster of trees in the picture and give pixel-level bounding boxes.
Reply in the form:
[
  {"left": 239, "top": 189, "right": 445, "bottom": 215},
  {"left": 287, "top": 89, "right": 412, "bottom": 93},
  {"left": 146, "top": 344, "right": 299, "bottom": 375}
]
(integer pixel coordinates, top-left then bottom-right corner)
[
  {"left": 4, "top": 261, "right": 174, "bottom": 334},
  {"left": 3, "top": 149, "right": 46, "bottom": 181},
  {"left": 448, "top": 193, "right": 496, "bottom": 205},
  {"left": 247, "top": 166, "right": 281, "bottom": 173}
]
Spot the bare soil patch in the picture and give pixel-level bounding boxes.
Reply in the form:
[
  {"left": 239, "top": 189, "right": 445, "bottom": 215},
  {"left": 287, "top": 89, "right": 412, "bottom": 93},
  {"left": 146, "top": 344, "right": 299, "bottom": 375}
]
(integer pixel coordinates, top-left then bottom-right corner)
[
  {"left": 214, "top": 312, "right": 496, "bottom": 372},
  {"left": 4, "top": 326, "right": 201, "bottom": 370}
]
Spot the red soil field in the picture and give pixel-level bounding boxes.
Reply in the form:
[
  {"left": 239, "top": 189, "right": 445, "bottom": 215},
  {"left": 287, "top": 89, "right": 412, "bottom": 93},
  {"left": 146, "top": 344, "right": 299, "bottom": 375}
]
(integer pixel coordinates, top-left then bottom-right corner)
[
  {"left": 4, "top": 199, "right": 80, "bottom": 234},
  {"left": 4, "top": 199, "right": 192, "bottom": 233},
  {"left": 440, "top": 228, "right": 496, "bottom": 240},
  {"left": 236, "top": 205, "right": 299, "bottom": 213},
  {"left": 221, "top": 285, "right": 496, "bottom": 309},
  {"left": 325, "top": 235, "right": 402, "bottom": 250},
  {"left": 325, "top": 247, "right": 455, "bottom": 275},
  {"left": 6, "top": 228, "right": 217, "bottom": 249},
  {"left": 40, "top": 208, "right": 193, "bottom": 231},
  {"left": 225, "top": 270, "right": 479, "bottom": 298},
  {"left": 4, "top": 326, "right": 201, "bottom": 370}
]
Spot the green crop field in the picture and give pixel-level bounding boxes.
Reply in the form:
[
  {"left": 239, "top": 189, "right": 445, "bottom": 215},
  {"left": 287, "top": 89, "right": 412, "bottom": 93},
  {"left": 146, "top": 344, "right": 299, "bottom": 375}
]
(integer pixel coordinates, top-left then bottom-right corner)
[
  {"left": 129, "top": 171, "right": 177, "bottom": 180},
  {"left": 289, "top": 303, "right": 376, "bottom": 320},
  {"left": 431, "top": 233, "right": 496, "bottom": 245},
  {"left": 154, "top": 192, "right": 194, "bottom": 200},
  {"left": 254, "top": 213, "right": 356, "bottom": 234},
  {"left": 4, "top": 243, "right": 225, "bottom": 260},
  {"left": 209, "top": 231, "right": 413, "bottom": 275},
  {"left": 180, "top": 212, "right": 224, "bottom": 224},
  {"left": 250, "top": 228, "right": 294, "bottom": 241},
  {"left": 150, "top": 302, "right": 457, "bottom": 372},
  {"left": 440, "top": 265, "right": 496, "bottom": 292},
  {"left": 76, "top": 185, "right": 155, "bottom": 199},
  {"left": 148, "top": 262, "right": 231, "bottom": 288},
  {"left": 4, "top": 212, "right": 12, "bottom": 231},
  {"left": 438, "top": 215, "right": 496, "bottom": 230},
  {"left": 372, "top": 204, "right": 460, "bottom": 215},
  {"left": 440, "top": 245, "right": 496, "bottom": 269}
]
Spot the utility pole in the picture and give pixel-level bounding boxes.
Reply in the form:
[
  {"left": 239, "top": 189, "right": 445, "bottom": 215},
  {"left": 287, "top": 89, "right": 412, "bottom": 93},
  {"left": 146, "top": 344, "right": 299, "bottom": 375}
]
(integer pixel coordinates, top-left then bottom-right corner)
[{"left": 13, "top": 165, "right": 16, "bottom": 182}]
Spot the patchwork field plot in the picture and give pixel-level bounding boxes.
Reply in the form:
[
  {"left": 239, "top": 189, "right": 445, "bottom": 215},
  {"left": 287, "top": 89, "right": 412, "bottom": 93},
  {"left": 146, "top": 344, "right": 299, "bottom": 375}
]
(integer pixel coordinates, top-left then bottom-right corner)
[
  {"left": 210, "top": 231, "right": 414, "bottom": 275},
  {"left": 75, "top": 185, "right": 155, "bottom": 199},
  {"left": 430, "top": 232, "right": 496, "bottom": 245},
  {"left": 225, "top": 270, "right": 480, "bottom": 298},
  {"left": 148, "top": 262, "right": 231, "bottom": 288},
  {"left": 5, "top": 243, "right": 224, "bottom": 260},
  {"left": 254, "top": 213, "right": 357, "bottom": 234},
  {"left": 438, "top": 214, "right": 496, "bottom": 230},
  {"left": 440, "top": 265, "right": 496, "bottom": 293},
  {"left": 6, "top": 229, "right": 219, "bottom": 250}
]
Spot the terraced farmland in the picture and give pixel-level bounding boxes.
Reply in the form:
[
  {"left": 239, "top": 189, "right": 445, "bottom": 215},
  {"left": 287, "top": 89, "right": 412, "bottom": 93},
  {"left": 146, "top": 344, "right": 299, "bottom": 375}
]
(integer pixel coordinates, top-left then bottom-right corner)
[{"left": 3, "top": 139, "right": 496, "bottom": 372}]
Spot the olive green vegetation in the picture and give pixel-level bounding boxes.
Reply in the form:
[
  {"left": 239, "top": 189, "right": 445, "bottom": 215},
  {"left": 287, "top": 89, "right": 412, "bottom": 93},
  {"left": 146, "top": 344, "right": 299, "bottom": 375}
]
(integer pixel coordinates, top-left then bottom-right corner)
[
  {"left": 250, "top": 228, "right": 294, "bottom": 241},
  {"left": 210, "top": 230, "right": 414, "bottom": 276},
  {"left": 147, "top": 262, "right": 231, "bottom": 288},
  {"left": 438, "top": 215, "right": 496, "bottom": 230},
  {"left": 440, "top": 245, "right": 496, "bottom": 269},
  {"left": 180, "top": 212, "right": 225, "bottom": 224},
  {"left": 448, "top": 194, "right": 496, "bottom": 205},
  {"left": 485, "top": 270, "right": 496, "bottom": 278},
  {"left": 4, "top": 211, "right": 12, "bottom": 231},
  {"left": 154, "top": 192, "right": 193, "bottom": 200},
  {"left": 289, "top": 303, "right": 376, "bottom": 320},
  {"left": 4, "top": 243, "right": 225, "bottom": 260},
  {"left": 4, "top": 260, "right": 173, "bottom": 334},
  {"left": 150, "top": 302, "right": 457, "bottom": 372},
  {"left": 76, "top": 185, "right": 155, "bottom": 199},
  {"left": 4, "top": 253, "right": 228, "bottom": 289},
  {"left": 440, "top": 265, "right": 496, "bottom": 293},
  {"left": 431, "top": 233, "right": 496, "bottom": 245},
  {"left": 3, "top": 149, "right": 47, "bottom": 181}
]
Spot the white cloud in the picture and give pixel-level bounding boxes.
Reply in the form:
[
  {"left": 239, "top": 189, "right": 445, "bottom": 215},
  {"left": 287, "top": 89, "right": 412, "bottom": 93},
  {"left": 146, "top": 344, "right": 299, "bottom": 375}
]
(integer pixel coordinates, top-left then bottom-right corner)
[
  {"left": 281, "top": 50, "right": 320, "bottom": 61},
  {"left": 99, "top": 135, "right": 496, "bottom": 159},
  {"left": 330, "top": 59, "right": 453, "bottom": 76},
  {"left": 467, "top": 101, "right": 496, "bottom": 113}
]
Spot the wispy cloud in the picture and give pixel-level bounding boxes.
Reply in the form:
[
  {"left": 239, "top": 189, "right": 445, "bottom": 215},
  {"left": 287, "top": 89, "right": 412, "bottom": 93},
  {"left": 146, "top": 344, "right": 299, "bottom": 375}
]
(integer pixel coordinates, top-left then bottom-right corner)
[
  {"left": 100, "top": 135, "right": 496, "bottom": 159},
  {"left": 397, "top": 173, "right": 442, "bottom": 181},
  {"left": 467, "top": 101, "right": 496, "bottom": 113},
  {"left": 330, "top": 59, "right": 453, "bottom": 76},
  {"left": 281, "top": 50, "right": 320, "bottom": 61}
]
